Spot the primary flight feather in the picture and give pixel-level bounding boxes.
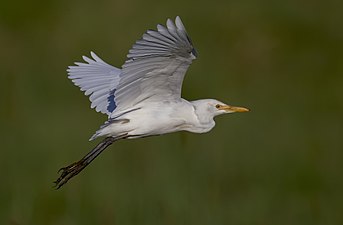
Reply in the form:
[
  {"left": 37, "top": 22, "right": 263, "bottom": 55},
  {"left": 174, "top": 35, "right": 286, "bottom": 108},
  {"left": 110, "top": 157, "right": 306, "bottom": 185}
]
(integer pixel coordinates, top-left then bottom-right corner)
[{"left": 55, "top": 16, "right": 249, "bottom": 188}]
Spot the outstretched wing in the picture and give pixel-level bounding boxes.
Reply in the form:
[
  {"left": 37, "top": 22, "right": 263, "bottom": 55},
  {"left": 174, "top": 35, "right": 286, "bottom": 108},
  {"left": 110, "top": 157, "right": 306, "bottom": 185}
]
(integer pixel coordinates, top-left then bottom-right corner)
[
  {"left": 113, "top": 16, "right": 197, "bottom": 113},
  {"left": 67, "top": 52, "right": 121, "bottom": 115}
]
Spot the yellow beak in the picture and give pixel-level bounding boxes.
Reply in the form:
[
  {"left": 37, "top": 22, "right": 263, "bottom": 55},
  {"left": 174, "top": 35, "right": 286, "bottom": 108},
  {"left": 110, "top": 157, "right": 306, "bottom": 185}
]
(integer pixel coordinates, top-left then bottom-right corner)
[{"left": 218, "top": 105, "right": 250, "bottom": 113}]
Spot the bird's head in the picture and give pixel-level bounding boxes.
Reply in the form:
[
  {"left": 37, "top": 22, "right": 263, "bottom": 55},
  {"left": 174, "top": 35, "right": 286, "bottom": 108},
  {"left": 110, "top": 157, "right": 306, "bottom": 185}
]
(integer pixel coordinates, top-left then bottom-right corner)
[
  {"left": 212, "top": 99, "right": 249, "bottom": 116},
  {"left": 192, "top": 99, "right": 249, "bottom": 118}
]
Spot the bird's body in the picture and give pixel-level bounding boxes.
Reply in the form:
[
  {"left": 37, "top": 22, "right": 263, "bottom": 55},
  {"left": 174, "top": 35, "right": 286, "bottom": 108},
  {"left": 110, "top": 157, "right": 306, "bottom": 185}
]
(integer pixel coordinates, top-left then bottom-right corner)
[
  {"left": 54, "top": 16, "right": 248, "bottom": 188},
  {"left": 93, "top": 99, "right": 218, "bottom": 140}
]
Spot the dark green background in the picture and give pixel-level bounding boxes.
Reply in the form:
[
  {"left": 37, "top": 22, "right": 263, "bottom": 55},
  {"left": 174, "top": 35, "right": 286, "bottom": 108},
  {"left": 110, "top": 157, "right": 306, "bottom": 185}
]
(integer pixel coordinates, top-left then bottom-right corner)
[{"left": 1, "top": 0, "right": 342, "bottom": 224}]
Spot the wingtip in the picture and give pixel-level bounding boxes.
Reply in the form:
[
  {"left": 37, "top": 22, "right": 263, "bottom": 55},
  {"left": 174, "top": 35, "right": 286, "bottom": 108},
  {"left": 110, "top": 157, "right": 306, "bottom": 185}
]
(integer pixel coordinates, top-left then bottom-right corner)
[
  {"left": 166, "top": 18, "right": 176, "bottom": 30},
  {"left": 175, "top": 16, "right": 185, "bottom": 31},
  {"left": 90, "top": 51, "right": 106, "bottom": 63},
  {"left": 90, "top": 51, "right": 96, "bottom": 59}
]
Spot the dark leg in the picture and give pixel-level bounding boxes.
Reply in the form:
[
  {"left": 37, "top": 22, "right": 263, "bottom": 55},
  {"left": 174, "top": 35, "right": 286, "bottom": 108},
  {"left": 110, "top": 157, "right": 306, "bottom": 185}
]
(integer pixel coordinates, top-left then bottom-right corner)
[{"left": 54, "top": 134, "right": 127, "bottom": 189}]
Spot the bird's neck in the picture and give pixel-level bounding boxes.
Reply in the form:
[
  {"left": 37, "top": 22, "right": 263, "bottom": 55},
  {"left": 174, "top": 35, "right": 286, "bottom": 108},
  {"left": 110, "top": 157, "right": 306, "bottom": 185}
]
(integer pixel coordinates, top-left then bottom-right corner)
[
  {"left": 197, "top": 113, "right": 215, "bottom": 128},
  {"left": 190, "top": 100, "right": 216, "bottom": 133}
]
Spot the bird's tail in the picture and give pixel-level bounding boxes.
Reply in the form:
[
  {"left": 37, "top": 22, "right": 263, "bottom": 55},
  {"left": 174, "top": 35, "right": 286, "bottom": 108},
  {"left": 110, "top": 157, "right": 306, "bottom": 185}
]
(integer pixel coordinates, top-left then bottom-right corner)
[{"left": 54, "top": 133, "right": 128, "bottom": 189}]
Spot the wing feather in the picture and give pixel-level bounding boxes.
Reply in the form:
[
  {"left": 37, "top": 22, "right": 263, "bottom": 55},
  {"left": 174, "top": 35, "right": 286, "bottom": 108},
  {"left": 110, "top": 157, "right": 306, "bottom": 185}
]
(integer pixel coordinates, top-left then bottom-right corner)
[
  {"left": 66, "top": 17, "right": 197, "bottom": 118},
  {"left": 67, "top": 51, "right": 121, "bottom": 115},
  {"left": 112, "top": 16, "right": 197, "bottom": 114}
]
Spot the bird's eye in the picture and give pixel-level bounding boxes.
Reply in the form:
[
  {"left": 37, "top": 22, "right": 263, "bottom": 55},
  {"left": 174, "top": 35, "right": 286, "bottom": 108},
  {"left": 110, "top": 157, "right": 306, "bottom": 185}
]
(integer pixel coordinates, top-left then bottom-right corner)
[{"left": 215, "top": 104, "right": 221, "bottom": 109}]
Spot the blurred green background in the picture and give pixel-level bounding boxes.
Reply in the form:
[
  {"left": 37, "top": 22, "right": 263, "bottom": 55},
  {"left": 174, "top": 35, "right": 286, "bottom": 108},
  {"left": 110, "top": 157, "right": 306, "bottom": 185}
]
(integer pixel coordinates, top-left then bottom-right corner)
[{"left": 1, "top": 0, "right": 343, "bottom": 224}]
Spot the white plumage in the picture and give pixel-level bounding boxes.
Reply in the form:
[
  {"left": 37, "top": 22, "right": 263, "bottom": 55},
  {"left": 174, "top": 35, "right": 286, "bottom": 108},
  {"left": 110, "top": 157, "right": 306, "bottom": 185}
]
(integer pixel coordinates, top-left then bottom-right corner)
[
  {"left": 55, "top": 16, "right": 248, "bottom": 189},
  {"left": 68, "top": 52, "right": 121, "bottom": 115}
]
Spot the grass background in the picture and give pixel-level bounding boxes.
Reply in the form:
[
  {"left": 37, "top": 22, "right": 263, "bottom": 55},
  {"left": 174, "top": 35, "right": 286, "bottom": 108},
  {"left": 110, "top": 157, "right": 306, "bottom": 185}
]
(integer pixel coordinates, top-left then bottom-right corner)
[{"left": 1, "top": 0, "right": 343, "bottom": 224}]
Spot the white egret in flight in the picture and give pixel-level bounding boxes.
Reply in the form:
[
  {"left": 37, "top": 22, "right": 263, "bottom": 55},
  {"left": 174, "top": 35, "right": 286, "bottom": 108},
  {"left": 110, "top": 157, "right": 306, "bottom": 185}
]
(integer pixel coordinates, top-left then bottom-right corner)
[{"left": 54, "top": 16, "right": 249, "bottom": 189}]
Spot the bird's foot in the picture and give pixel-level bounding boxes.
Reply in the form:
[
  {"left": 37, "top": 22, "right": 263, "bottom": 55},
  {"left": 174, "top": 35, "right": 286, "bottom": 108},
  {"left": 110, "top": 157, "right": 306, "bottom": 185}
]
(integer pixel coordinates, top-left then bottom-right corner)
[
  {"left": 53, "top": 135, "right": 127, "bottom": 189},
  {"left": 54, "top": 160, "right": 87, "bottom": 189}
]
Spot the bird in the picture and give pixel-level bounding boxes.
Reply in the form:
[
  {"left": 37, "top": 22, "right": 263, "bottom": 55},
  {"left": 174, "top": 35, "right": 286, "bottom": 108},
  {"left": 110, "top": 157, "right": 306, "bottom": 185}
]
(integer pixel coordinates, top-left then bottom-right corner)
[{"left": 54, "top": 16, "right": 249, "bottom": 189}]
